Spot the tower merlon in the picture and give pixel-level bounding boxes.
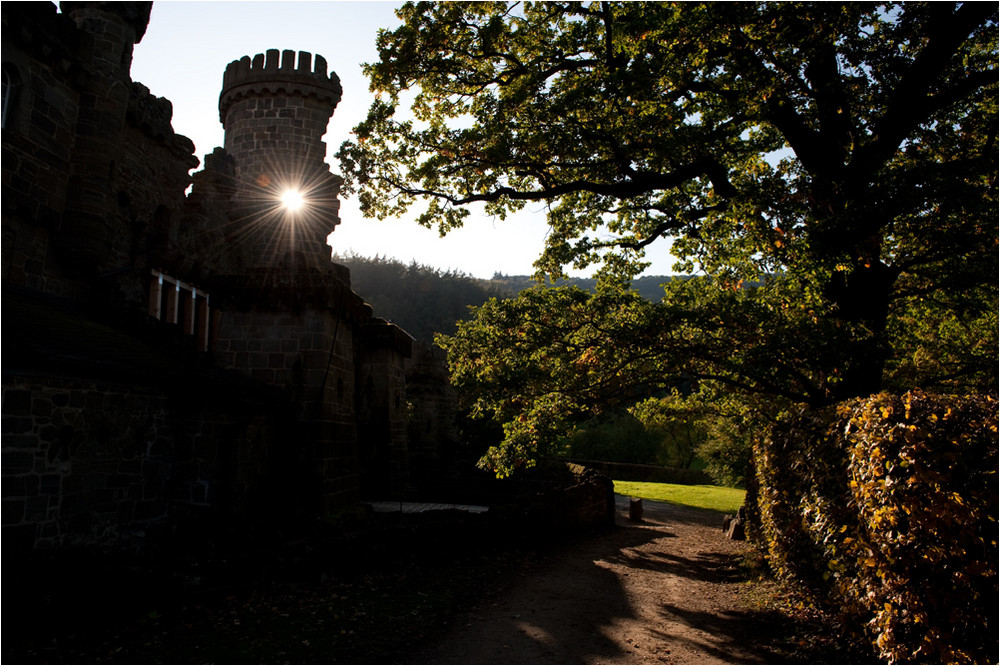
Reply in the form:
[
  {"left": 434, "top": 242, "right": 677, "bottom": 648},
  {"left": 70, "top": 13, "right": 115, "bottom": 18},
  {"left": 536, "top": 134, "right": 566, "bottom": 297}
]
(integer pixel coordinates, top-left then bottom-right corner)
[{"left": 219, "top": 49, "right": 342, "bottom": 123}]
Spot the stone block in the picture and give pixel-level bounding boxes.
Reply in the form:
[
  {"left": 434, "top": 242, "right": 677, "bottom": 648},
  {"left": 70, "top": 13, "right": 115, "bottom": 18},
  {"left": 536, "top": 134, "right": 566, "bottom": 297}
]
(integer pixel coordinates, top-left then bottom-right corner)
[
  {"left": 85, "top": 392, "right": 105, "bottom": 411},
  {"left": 148, "top": 435, "right": 171, "bottom": 457},
  {"left": 2, "top": 499, "right": 26, "bottom": 525},
  {"left": 1, "top": 416, "right": 33, "bottom": 435},
  {"left": 3, "top": 390, "right": 32, "bottom": 416},
  {"left": 3, "top": 474, "right": 38, "bottom": 499},
  {"left": 25, "top": 495, "right": 50, "bottom": 522},
  {"left": 251, "top": 368, "right": 274, "bottom": 383},
  {"left": 40, "top": 474, "right": 62, "bottom": 495},
  {"left": 2, "top": 434, "right": 40, "bottom": 450}
]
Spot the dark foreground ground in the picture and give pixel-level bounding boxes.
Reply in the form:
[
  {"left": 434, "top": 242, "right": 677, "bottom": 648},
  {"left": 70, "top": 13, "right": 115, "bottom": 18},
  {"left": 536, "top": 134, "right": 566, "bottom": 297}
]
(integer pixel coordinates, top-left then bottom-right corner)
[{"left": 3, "top": 499, "right": 871, "bottom": 664}]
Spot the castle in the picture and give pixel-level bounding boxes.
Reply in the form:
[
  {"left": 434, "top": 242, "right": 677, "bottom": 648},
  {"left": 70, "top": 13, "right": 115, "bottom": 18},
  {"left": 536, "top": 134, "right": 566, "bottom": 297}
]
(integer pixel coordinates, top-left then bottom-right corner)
[{"left": 2, "top": 1, "right": 414, "bottom": 553}]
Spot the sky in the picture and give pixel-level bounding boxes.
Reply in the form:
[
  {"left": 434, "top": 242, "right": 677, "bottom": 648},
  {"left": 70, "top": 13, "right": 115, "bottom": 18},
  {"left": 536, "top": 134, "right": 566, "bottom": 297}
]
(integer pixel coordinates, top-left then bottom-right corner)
[{"left": 129, "top": 1, "right": 679, "bottom": 279}]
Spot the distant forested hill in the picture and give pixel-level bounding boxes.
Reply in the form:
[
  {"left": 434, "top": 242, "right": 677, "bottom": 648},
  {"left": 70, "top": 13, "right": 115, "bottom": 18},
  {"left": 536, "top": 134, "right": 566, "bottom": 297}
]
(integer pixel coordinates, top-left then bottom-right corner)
[
  {"left": 335, "top": 253, "right": 678, "bottom": 343},
  {"left": 488, "top": 274, "right": 678, "bottom": 303},
  {"left": 333, "top": 254, "right": 503, "bottom": 342}
]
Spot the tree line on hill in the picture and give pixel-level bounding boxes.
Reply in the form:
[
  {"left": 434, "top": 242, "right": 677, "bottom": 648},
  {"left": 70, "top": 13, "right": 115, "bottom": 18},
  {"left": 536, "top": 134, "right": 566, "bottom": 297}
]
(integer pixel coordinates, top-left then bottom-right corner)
[{"left": 335, "top": 252, "right": 680, "bottom": 343}]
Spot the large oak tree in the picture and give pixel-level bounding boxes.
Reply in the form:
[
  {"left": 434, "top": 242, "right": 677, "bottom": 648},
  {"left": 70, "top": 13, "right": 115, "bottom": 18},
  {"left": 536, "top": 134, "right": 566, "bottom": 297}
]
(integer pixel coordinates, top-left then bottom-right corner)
[{"left": 340, "top": 2, "right": 997, "bottom": 470}]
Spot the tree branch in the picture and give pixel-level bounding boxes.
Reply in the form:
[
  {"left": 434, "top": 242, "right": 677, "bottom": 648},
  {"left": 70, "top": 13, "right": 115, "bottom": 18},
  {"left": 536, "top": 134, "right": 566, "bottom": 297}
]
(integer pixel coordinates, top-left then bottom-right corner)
[
  {"left": 392, "top": 156, "right": 735, "bottom": 206},
  {"left": 852, "top": 2, "right": 997, "bottom": 178}
]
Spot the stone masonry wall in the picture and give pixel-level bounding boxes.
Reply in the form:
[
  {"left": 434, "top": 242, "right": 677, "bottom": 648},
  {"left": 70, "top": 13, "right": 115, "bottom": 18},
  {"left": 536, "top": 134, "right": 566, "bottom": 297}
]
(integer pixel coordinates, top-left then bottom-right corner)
[
  {"left": 2, "top": 3, "right": 198, "bottom": 306},
  {"left": 54, "top": 3, "right": 145, "bottom": 276},
  {"left": 217, "top": 50, "right": 344, "bottom": 271},
  {"left": 2, "top": 375, "right": 277, "bottom": 554},
  {"left": 220, "top": 49, "right": 342, "bottom": 187},
  {"left": 405, "top": 343, "right": 460, "bottom": 466},
  {"left": 213, "top": 305, "right": 363, "bottom": 508},
  {"left": 2, "top": 4, "right": 85, "bottom": 301},
  {"left": 357, "top": 321, "right": 412, "bottom": 499}
]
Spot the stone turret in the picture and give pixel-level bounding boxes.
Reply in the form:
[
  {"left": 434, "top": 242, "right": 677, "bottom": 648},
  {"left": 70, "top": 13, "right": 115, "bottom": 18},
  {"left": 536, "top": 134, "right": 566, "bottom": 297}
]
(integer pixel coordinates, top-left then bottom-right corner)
[
  {"left": 56, "top": 1, "right": 153, "bottom": 274},
  {"left": 218, "top": 50, "right": 343, "bottom": 271}
]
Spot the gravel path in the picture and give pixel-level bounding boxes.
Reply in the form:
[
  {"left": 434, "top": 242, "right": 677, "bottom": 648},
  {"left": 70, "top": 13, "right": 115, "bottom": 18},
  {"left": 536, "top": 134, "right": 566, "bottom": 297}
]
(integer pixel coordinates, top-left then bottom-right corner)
[{"left": 415, "top": 495, "right": 787, "bottom": 665}]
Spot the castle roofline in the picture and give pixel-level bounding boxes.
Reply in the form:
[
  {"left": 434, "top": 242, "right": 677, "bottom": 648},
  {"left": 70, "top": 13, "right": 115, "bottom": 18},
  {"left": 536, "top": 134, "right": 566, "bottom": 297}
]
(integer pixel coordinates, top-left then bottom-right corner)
[{"left": 219, "top": 49, "right": 342, "bottom": 123}]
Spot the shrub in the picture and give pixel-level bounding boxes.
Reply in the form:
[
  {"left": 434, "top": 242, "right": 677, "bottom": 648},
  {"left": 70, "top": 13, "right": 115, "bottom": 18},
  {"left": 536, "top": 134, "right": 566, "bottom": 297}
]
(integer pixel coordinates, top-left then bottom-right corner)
[
  {"left": 696, "top": 429, "right": 752, "bottom": 489},
  {"left": 753, "top": 391, "right": 998, "bottom": 664},
  {"left": 841, "top": 391, "right": 997, "bottom": 664},
  {"left": 560, "top": 412, "right": 663, "bottom": 464},
  {"left": 753, "top": 404, "right": 852, "bottom": 596}
]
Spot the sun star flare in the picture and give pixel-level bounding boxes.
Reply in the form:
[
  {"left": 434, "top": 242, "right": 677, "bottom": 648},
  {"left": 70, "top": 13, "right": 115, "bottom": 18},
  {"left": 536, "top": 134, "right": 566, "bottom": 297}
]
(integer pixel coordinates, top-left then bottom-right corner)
[{"left": 281, "top": 189, "right": 304, "bottom": 211}]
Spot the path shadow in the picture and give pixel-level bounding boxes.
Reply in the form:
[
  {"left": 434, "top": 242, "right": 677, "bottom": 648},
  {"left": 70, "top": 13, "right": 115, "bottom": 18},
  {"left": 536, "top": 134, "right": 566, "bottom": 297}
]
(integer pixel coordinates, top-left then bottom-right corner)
[
  {"left": 414, "top": 497, "right": 753, "bottom": 664},
  {"left": 414, "top": 553, "right": 638, "bottom": 664},
  {"left": 647, "top": 603, "right": 788, "bottom": 665}
]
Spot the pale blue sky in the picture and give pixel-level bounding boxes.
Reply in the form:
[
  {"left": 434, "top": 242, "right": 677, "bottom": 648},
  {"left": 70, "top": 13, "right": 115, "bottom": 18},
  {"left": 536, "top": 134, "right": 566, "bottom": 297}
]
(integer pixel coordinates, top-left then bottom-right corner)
[{"left": 130, "top": 1, "right": 678, "bottom": 278}]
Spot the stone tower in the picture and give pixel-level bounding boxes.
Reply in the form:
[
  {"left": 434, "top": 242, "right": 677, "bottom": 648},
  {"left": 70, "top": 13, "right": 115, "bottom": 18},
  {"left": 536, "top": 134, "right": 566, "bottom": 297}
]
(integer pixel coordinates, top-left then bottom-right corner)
[
  {"left": 206, "top": 50, "right": 413, "bottom": 510},
  {"left": 57, "top": 2, "right": 153, "bottom": 276},
  {"left": 218, "top": 49, "right": 344, "bottom": 273}
]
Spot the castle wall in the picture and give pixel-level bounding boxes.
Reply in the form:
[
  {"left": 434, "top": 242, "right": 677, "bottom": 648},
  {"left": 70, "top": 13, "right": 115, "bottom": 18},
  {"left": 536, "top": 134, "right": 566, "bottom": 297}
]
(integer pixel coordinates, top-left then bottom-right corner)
[
  {"left": 54, "top": 3, "right": 142, "bottom": 275},
  {"left": 2, "top": 4, "right": 86, "bottom": 300},
  {"left": 357, "top": 321, "right": 412, "bottom": 498},
  {"left": 213, "top": 304, "right": 365, "bottom": 508},
  {"left": 217, "top": 49, "right": 343, "bottom": 270},
  {"left": 220, "top": 49, "right": 342, "bottom": 185},
  {"left": 115, "top": 83, "right": 199, "bottom": 300},
  {"left": 1, "top": 2, "right": 198, "bottom": 306},
  {"left": 2, "top": 3, "right": 415, "bottom": 553},
  {"left": 2, "top": 372, "right": 280, "bottom": 554},
  {"left": 405, "top": 343, "right": 461, "bottom": 466}
]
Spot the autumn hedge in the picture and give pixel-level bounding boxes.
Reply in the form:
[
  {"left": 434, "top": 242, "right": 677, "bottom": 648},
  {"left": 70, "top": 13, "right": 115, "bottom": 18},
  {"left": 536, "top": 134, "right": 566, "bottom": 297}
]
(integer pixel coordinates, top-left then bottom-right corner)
[{"left": 752, "top": 390, "right": 997, "bottom": 664}]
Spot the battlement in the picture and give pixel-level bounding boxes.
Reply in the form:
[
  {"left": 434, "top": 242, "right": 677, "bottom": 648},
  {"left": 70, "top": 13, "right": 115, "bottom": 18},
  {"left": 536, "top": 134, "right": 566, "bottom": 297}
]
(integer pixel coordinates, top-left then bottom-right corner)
[{"left": 219, "top": 49, "right": 342, "bottom": 123}]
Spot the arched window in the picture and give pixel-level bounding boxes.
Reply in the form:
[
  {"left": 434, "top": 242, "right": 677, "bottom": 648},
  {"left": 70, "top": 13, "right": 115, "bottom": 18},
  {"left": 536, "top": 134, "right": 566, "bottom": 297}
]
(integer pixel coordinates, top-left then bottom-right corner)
[
  {"left": 1, "top": 63, "right": 19, "bottom": 130},
  {"left": 2, "top": 65, "right": 12, "bottom": 129}
]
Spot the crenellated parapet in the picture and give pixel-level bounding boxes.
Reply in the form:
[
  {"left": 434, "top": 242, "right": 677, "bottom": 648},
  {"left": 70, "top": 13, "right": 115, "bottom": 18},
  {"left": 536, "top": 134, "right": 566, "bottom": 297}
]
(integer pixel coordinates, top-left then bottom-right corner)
[
  {"left": 219, "top": 49, "right": 342, "bottom": 124},
  {"left": 218, "top": 48, "right": 343, "bottom": 180},
  {"left": 59, "top": 1, "right": 152, "bottom": 43}
]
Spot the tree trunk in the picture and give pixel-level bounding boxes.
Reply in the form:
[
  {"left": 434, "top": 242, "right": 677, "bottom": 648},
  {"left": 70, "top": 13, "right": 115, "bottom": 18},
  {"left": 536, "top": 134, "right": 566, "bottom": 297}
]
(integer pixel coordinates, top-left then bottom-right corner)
[{"left": 824, "top": 260, "right": 898, "bottom": 401}]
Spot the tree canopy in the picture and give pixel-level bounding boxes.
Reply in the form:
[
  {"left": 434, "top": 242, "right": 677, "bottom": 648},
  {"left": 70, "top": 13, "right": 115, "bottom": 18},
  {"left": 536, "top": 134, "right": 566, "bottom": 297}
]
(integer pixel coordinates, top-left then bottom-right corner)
[{"left": 340, "top": 2, "right": 997, "bottom": 474}]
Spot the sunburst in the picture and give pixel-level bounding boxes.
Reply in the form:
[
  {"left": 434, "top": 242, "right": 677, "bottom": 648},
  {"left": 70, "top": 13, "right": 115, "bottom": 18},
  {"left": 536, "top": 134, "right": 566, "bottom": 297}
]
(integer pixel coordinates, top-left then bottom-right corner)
[{"left": 280, "top": 189, "right": 305, "bottom": 212}]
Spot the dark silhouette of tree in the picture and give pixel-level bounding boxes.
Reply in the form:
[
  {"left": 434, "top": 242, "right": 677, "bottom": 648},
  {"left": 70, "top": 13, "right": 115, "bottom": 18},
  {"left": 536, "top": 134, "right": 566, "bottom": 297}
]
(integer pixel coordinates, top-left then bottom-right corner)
[{"left": 339, "top": 2, "right": 997, "bottom": 404}]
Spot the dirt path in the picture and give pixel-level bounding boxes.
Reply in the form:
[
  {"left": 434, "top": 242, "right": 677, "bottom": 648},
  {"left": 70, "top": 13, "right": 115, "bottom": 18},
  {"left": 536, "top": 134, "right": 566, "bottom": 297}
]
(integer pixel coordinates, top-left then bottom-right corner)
[{"left": 415, "top": 495, "right": 786, "bottom": 665}]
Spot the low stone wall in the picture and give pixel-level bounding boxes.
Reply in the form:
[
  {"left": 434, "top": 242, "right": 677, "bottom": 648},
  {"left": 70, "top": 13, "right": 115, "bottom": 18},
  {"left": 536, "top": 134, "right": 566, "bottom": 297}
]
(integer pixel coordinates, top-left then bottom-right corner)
[
  {"left": 488, "top": 462, "right": 616, "bottom": 533},
  {"left": 560, "top": 458, "right": 713, "bottom": 485}
]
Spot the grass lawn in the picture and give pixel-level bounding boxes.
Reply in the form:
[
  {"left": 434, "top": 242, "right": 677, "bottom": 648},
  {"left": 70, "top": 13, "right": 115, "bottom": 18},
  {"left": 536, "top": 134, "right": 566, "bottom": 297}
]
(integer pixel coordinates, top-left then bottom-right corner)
[{"left": 613, "top": 480, "right": 745, "bottom": 515}]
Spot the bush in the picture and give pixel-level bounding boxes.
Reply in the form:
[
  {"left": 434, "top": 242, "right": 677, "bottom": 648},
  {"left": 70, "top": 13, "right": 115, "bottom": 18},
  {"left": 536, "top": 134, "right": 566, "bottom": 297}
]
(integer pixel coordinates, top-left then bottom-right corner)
[
  {"left": 559, "top": 412, "right": 664, "bottom": 465},
  {"left": 753, "top": 391, "right": 998, "bottom": 664},
  {"left": 842, "top": 391, "right": 997, "bottom": 663},
  {"left": 696, "top": 431, "right": 752, "bottom": 489}
]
